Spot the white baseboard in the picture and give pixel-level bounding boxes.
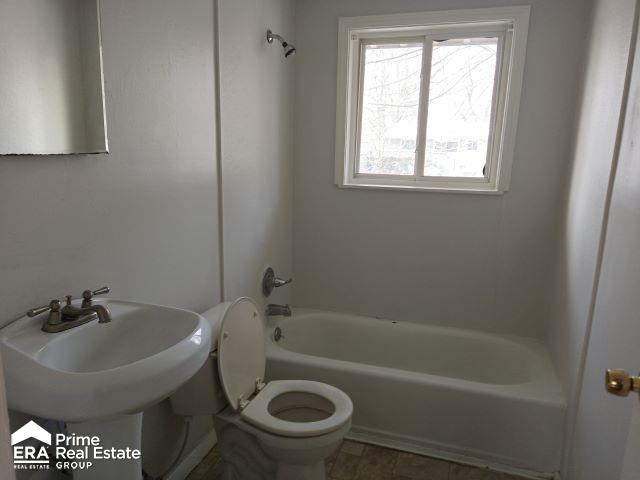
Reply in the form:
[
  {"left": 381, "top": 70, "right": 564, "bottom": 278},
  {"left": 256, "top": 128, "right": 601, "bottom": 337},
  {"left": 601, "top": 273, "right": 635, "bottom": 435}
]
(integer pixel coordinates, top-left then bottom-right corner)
[{"left": 165, "top": 429, "right": 217, "bottom": 480}]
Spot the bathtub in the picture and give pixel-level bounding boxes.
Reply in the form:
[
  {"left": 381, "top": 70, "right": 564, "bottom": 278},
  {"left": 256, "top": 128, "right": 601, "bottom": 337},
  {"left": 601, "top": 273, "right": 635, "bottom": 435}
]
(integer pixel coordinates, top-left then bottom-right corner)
[{"left": 265, "top": 309, "right": 565, "bottom": 476}]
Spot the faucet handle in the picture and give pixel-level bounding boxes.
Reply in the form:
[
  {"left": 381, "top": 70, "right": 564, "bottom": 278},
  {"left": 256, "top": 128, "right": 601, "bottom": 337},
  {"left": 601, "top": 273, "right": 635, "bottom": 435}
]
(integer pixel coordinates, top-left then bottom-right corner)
[
  {"left": 262, "top": 268, "right": 293, "bottom": 297},
  {"left": 27, "top": 299, "right": 61, "bottom": 317},
  {"left": 92, "top": 286, "right": 110, "bottom": 296},
  {"left": 273, "top": 277, "right": 292, "bottom": 288},
  {"left": 81, "top": 286, "right": 110, "bottom": 307}
]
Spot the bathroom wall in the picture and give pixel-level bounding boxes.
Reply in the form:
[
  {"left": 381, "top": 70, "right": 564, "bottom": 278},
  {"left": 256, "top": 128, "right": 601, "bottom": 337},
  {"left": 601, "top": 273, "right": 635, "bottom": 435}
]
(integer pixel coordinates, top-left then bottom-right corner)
[
  {"left": 544, "top": 0, "right": 638, "bottom": 475},
  {"left": 0, "top": 0, "right": 221, "bottom": 476},
  {"left": 547, "top": 0, "right": 635, "bottom": 399},
  {"left": 292, "top": 0, "right": 590, "bottom": 337},
  {"left": 218, "top": 0, "right": 295, "bottom": 308}
]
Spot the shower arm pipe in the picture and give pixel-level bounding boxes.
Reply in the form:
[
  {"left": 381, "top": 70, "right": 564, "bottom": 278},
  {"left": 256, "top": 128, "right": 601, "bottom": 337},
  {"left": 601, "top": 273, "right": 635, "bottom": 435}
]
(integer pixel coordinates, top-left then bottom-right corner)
[{"left": 267, "top": 30, "right": 285, "bottom": 44}]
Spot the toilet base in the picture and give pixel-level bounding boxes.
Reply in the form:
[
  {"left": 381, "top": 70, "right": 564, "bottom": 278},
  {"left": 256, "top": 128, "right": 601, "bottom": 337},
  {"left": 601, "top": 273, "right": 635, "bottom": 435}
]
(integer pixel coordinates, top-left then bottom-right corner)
[
  {"left": 215, "top": 424, "right": 328, "bottom": 480},
  {"left": 213, "top": 409, "right": 349, "bottom": 480}
]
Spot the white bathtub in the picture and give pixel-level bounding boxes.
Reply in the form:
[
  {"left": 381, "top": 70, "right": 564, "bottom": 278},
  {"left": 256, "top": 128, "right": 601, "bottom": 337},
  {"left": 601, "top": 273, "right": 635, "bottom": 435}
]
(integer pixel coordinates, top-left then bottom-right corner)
[{"left": 265, "top": 309, "right": 565, "bottom": 476}]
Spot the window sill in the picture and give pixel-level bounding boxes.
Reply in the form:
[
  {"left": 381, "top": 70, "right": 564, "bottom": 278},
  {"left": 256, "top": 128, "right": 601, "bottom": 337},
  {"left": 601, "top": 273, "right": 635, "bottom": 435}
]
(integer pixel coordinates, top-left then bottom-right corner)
[{"left": 336, "top": 181, "right": 506, "bottom": 195}]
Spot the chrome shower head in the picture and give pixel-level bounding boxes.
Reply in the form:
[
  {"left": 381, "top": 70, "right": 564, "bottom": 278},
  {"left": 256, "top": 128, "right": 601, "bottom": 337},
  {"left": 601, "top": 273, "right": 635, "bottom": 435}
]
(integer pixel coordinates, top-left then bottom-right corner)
[
  {"left": 267, "top": 29, "right": 296, "bottom": 58},
  {"left": 284, "top": 44, "right": 296, "bottom": 57}
]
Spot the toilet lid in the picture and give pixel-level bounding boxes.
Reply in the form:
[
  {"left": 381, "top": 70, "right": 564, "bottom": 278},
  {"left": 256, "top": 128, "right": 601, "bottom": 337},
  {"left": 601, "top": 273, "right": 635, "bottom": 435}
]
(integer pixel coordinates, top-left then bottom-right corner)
[{"left": 217, "top": 297, "right": 266, "bottom": 411}]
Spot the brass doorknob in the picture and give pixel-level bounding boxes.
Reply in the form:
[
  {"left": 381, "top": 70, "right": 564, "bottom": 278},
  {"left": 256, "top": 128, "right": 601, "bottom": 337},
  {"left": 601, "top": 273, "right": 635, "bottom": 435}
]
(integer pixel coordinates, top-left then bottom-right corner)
[{"left": 605, "top": 369, "right": 640, "bottom": 397}]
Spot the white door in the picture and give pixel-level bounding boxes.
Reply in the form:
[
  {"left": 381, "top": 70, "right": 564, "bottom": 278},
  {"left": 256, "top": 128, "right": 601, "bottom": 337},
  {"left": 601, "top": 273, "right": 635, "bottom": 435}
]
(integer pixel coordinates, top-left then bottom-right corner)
[
  {"left": 0, "top": 353, "right": 15, "bottom": 480},
  {"left": 567, "top": 11, "right": 640, "bottom": 479},
  {"left": 622, "top": 402, "right": 640, "bottom": 479}
]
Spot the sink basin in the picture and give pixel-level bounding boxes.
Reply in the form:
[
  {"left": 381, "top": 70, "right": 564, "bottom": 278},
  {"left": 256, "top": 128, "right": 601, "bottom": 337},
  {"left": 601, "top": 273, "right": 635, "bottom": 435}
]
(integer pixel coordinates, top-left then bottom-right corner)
[
  {"left": 1, "top": 299, "right": 211, "bottom": 421},
  {"left": 1, "top": 298, "right": 211, "bottom": 480}
]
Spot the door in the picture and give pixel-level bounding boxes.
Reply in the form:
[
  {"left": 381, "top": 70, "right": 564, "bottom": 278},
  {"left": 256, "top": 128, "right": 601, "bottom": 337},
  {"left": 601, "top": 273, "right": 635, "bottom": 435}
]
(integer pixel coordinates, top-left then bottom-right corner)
[
  {"left": 622, "top": 403, "right": 640, "bottom": 479},
  {"left": 566, "top": 7, "right": 640, "bottom": 479},
  {"left": 0, "top": 352, "right": 15, "bottom": 480}
]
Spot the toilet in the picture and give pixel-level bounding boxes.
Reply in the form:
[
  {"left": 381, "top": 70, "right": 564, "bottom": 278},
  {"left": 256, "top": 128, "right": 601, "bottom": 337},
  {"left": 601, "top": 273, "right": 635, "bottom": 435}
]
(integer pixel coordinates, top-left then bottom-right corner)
[{"left": 170, "top": 297, "right": 353, "bottom": 480}]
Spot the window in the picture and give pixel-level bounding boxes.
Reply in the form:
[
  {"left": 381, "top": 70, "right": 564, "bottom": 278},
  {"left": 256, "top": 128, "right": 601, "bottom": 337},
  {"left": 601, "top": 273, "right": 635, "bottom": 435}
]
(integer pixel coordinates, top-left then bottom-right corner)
[{"left": 335, "top": 7, "right": 530, "bottom": 193}]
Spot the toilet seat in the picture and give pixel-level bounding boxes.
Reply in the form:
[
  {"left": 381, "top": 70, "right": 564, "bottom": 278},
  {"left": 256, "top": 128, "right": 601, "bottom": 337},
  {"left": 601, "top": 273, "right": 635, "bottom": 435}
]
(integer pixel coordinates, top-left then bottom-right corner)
[
  {"left": 216, "top": 298, "right": 353, "bottom": 439},
  {"left": 240, "top": 379, "right": 353, "bottom": 437}
]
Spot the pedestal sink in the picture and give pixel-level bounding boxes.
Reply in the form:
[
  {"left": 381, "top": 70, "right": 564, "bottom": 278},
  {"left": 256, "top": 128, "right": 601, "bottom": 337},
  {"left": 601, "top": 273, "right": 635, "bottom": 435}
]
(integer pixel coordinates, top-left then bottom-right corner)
[{"left": 1, "top": 299, "right": 211, "bottom": 480}]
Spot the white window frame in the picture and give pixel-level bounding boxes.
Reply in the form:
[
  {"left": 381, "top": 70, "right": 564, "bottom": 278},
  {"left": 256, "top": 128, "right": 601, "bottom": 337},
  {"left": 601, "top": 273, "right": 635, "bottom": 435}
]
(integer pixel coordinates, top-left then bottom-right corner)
[{"left": 334, "top": 7, "right": 530, "bottom": 194}]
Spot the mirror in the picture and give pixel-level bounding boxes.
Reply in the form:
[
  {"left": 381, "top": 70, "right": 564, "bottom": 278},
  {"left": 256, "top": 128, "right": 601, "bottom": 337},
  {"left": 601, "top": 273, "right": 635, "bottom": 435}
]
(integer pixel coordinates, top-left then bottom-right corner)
[{"left": 0, "top": 0, "right": 108, "bottom": 155}]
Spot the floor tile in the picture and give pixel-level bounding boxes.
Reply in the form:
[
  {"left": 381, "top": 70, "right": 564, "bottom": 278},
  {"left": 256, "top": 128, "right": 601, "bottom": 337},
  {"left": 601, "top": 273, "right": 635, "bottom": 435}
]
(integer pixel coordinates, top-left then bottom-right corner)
[
  {"left": 203, "top": 460, "right": 224, "bottom": 480},
  {"left": 186, "top": 447, "right": 223, "bottom": 480},
  {"left": 341, "top": 440, "right": 366, "bottom": 456},
  {"left": 393, "top": 451, "right": 449, "bottom": 480},
  {"left": 357, "top": 444, "right": 398, "bottom": 477},
  {"left": 362, "top": 444, "right": 398, "bottom": 463},
  {"left": 354, "top": 473, "right": 413, "bottom": 480},
  {"left": 191, "top": 440, "right": 531, "bottom": 480},
  {"left": 329, "top": 451, "right": 361, "bottom": 480},
  {"left": 449, "top": 463, "right": 504, "bottom": 480}
]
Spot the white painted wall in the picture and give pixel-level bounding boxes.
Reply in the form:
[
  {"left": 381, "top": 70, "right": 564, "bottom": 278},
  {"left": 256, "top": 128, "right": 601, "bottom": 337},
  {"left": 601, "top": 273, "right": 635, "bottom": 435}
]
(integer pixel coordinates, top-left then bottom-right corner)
[
  {"left": 544, "top": 0, "right": 638, "bottom": 475},
  {"left": 0, "top": 0, "right": 221, "bottom": 475},
  {"left": 547, "top": 0, "right": 635, "bottom": 399},
  {"left": 0, "top": 0, "right": 221, "bottom": 332},
  {"left": 219, "top": 0, "right": 294, "bottom": 308},
  {"left": 292, "top": 0, "right": 589, "bottom": 337}
]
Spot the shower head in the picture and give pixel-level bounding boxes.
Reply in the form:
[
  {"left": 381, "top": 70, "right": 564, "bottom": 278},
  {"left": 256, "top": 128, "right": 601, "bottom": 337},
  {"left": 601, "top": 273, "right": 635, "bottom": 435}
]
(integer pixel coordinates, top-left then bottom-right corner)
[
  {"left": 284, "top": 44, "right": 296, "bottom": 57},
  {"left": 267, "top": 29, "right": 296, "bottom": 58}
]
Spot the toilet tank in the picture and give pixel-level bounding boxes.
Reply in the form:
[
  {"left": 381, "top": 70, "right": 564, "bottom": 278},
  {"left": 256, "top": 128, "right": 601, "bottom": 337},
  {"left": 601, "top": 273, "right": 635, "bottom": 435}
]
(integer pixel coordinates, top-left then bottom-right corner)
[{"left": 169, "top": 302, "right": 231, "bottom": 416}]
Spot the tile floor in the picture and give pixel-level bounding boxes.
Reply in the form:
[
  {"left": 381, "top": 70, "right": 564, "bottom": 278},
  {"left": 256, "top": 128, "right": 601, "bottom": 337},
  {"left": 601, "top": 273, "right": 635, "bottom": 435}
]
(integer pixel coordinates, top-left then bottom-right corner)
[
  {"left": 185, "top": 440, "right": 531, "bottom": 480},
  {"left": 185, "top": 446, "right": 223, "bottom": 480}
]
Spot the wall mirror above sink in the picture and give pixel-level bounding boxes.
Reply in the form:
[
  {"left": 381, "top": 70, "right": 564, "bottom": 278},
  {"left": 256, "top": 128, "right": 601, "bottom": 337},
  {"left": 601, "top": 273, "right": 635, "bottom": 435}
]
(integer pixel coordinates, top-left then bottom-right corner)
[{"left": 0, "top": 0, "right": 108, "bottom": 155}]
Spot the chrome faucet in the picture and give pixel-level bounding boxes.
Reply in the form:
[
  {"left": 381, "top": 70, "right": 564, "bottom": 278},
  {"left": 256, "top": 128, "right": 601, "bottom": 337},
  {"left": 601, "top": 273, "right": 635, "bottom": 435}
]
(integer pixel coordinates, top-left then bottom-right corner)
[
  {"left": 262, "top": 267, "right": 293, "bottom": 297},
  {"left": 266, "top": 304, "right": 291, "bottom": 317},
  {"left": 28, "top": 287, "right": 112, "bottom": 333},
  {"left": 62, "top": 295, "right": 111, "bottom": 322}
]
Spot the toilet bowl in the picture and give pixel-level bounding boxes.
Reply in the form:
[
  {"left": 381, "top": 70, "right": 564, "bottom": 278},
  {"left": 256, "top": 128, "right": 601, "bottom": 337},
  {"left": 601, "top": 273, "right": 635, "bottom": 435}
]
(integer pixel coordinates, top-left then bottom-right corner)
[{"left": 170, "top": 297, "right": 353, "bottom": 480}]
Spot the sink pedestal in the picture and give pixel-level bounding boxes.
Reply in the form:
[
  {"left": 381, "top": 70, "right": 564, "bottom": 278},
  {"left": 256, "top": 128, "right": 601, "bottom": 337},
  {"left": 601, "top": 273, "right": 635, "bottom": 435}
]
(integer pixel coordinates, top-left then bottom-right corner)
[{"left": 67, "top": 413, "right": 143, "bottom": 480}]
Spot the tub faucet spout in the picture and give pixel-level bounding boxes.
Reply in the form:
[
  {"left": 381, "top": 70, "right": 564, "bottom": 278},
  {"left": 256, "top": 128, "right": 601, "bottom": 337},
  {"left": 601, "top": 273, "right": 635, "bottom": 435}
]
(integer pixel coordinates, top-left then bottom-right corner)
[{"left": 266, "top": 304, "right": 291, "bottom": 317}]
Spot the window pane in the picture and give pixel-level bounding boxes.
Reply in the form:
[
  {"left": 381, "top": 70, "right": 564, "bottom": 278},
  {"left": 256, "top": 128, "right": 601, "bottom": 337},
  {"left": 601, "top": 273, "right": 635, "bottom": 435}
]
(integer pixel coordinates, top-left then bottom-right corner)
[
  {"left": 424, "top": 37, "right": 498, "bottom": 178},
  {"left": 358, "top": 42, "right": 423, "bottom": 175}
]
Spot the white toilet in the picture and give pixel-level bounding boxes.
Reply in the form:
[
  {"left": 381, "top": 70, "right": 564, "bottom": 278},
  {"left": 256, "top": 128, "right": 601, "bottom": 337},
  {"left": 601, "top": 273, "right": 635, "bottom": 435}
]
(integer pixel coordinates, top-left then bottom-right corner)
[{"left": 170, "top": 297, "right": 353, "bottom": 480}]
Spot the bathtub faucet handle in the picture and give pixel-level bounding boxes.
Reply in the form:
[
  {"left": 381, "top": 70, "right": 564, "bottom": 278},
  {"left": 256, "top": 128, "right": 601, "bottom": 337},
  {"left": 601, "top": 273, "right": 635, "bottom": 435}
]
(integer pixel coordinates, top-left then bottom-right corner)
[
  {"left": 274, "top": 276, "right": 292, "bottom": 288},
  {"left": 262, "top": 267, "right": 293, "bottom": 297}
]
